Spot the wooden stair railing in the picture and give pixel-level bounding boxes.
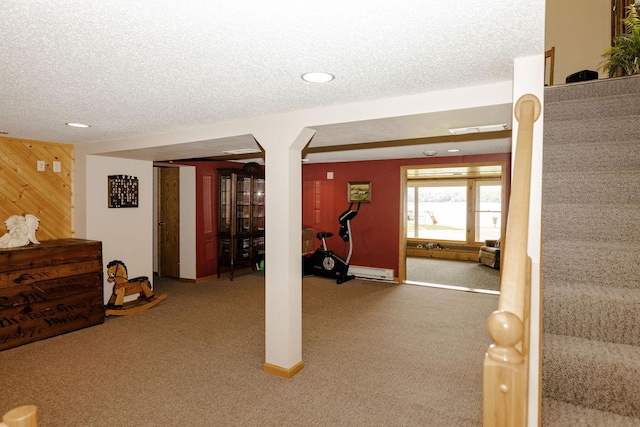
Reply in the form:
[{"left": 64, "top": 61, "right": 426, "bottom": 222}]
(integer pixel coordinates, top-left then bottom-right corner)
[
  {"left": 483, "top": 94, "right": 541, "bottom": 426},
  {"left": 1, "top": 405, "right": 38, "bottom": 427}
]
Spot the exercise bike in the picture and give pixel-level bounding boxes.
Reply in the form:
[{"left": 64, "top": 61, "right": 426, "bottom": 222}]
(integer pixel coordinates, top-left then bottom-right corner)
[{"left": 305, "top": 202, "right": 360, "bottom": 284}]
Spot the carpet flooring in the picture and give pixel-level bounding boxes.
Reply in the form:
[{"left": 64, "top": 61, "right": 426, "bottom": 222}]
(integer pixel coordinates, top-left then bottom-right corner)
[
  {"left": 405, "top": 257, "right": 501, "bottom": 293},
  {"left": 1, "top": 273, "right": 498, "bottom": 426}
]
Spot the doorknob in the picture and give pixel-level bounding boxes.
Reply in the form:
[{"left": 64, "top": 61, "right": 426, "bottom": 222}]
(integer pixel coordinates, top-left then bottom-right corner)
[{"left": 158, "top": 221, "right": 164, "bottom": 226}]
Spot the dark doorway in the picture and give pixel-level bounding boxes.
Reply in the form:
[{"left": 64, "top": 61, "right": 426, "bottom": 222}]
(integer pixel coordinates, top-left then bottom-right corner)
[{"left": 157, "top": 166, "right": 180, "bottom": 278}]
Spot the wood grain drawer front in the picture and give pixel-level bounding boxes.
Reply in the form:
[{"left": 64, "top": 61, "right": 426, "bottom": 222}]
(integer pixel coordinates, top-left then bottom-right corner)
[
  {"left": 0, "top": 272, "right": 103, "bottom": 310},
  {"left": 0, "top": 288, "right": 104, "bottom": 351},
  {"left": 0, "top": 239, "right": 104, "bottom": 351},
  {"left": 0, "top": 260, "right": 102, "bottom": 289},
  {"left": 0, "top": 239, "right": 102, "bottom": 272}
]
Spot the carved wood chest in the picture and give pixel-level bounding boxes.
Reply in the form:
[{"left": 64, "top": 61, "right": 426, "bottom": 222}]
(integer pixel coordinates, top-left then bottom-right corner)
[{"left": 0, "top": 239, "right": 104, "bottom": 351}]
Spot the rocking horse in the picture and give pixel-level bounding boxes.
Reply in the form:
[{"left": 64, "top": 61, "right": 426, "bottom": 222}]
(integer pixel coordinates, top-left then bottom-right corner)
[{"left": 105, "top": 260, "right": 167, "bottom": 316}]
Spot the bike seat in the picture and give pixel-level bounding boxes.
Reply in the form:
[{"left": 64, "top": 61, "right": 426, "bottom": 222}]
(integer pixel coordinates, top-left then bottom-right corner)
[{"left": 316, "top": 231, "right": 333, "bottom": 240}]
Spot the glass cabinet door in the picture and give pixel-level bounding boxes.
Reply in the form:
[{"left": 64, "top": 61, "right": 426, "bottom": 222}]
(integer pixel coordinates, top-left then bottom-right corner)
[
  {"left": 219, "top": 175, "right": 232, "bottom": 232},
  {"left": 252, "top": 236, "right": 265, "bottom": 256},
  {"left": 252, "top": 178, "right": 265, "bottom": 232},
  {"left": 217, "top": 164, "right": 265, "bottom": 280},
  {"left": 218, "top": 238, "right": 232, "bottom": 264},
  {"left": 236, "top": 237, "right": 251, "bottom": 262},
  {"left": 236, "top": 176, "right": 251, "bottom": 233}
]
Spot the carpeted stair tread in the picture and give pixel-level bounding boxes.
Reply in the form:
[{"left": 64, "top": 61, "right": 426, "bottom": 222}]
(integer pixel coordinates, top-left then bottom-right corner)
[
  {"left": 543, "top": 282, "right": 640, "bottom": 346},
  {"left": 541, "top": 76, "right": 640, "bottom": 424},
  {"left": 544, "top": 92, "right": 640, "bottom": 122},
  {"left": 542, "top": 203, "right": 640, "bottom": 244},
  {"left": 542, "top": 333, "right": 640, "bottom": 418},
  {"left": 543, "top": 139, "right": 640, "bottom": 173},
  {"left": 542, "top": 170, "right": 640, "bottom": 205},
  {"left": 543, "top": 115, "right": 640, "bottom": 147},
  {"left": 544, "top": 75, "right": 640, "bottom": 103},
  {"left": 542, "top": 398, "right": 640, "bottom": 427},
  {"left": 543, "top": 240, "right": 640, "bottom": 289}
]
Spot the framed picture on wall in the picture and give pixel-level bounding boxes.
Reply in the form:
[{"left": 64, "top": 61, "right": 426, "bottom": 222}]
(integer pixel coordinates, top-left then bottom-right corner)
[
  {"left": 348, "top": 181, "right": 372, "bottom": 203},
  {"left": 108, "top": 175, "right": 139, "bottom": 208}
]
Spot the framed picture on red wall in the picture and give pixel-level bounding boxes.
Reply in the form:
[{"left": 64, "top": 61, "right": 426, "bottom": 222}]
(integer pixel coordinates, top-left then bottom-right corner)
[{"left": 348, "top": 181, "right": 371, "bottom": 203}]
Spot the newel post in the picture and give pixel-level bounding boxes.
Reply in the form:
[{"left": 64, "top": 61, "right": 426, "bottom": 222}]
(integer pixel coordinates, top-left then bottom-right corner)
[
  {"left": 1, "top": 405, "right": 38, "bottom": 427},
  {"left": 483, "top": 310, "right": 526, "bottom": 426}
]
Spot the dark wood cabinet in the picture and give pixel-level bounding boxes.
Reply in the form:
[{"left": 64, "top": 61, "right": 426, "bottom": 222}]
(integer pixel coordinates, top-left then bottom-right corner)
[
  {"left": 0, "top": 239, "right": 104, "bottom": 351},
  {"left": 218, "top": 163, "right": 265, "bottom": 279}
]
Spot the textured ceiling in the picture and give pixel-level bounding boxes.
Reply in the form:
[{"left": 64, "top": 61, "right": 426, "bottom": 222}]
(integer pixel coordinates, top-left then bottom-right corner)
[{"left": 0, "top": 1, "right": 544, "bottom": 162}]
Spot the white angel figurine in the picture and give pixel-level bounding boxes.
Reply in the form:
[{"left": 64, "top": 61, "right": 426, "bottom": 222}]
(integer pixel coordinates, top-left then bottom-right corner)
[
  {"left": 0, "top": 214, "right": 41, "bottom": 248},
  {"left": 24, "top": 214, "right": 40, "bottom": 245}
]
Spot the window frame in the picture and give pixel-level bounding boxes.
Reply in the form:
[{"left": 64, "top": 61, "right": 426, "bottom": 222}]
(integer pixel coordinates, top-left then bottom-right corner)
[
  {"left": 405, "top": 163, "right": 506, "bottom": 247},
  {"left": 474, "top": 179, "right": 503, "bottom": 242}
]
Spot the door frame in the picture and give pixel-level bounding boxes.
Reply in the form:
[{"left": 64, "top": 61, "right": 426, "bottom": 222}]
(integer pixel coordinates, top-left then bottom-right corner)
[
  {"left": 398, "top": 161, "right": 509, "bottom": 284},
  {"left": 153, "top": 164, "right": 198, "bottom": 281}
]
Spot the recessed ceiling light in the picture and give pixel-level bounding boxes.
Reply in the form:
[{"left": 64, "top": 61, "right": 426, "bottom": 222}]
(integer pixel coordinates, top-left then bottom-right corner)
[
  {"left": 424, "top": 150, "right": 438, "bottom": 157},
  {"left": 66, "top": 122, "right": 91, "bottom": 128},
  {"left": 301, "top": 72, "right": 335, "bottom": 83},
  {"left": 447, "top": 149, "right": 461, "bottom": 153},
  {"left": 449, "top": 124, "right": 508, "bottom": 135}
]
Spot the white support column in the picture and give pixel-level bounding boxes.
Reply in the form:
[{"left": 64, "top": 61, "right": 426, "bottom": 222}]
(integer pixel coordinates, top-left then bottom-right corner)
[{"left": 253, "top": 126, "right": 315, "bottom": 378}]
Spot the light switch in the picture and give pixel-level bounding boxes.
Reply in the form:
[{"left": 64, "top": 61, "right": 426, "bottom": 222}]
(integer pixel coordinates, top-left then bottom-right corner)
[
  {"left": 327, "top": 172, "right": 334, "bottom": 180},
  {"left": 53, "top": 161, "right": 61, "bottom": 173},
  {"left": 37, "top": 160, "right": 45, "bottom": 172}
]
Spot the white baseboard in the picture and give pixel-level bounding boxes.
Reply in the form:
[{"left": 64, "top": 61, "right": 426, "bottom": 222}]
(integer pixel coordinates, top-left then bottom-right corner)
[{"left": 348, "top": 265, "right": 394, "bottom": 281}]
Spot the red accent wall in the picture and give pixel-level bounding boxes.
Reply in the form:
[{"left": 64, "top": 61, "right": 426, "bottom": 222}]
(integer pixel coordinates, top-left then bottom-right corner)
[
  {"left": 302, "top": 153, "right": 511, "bottom": 277},
  {"left": 177, "top": 154, "right": 510, "bottom": 280}
]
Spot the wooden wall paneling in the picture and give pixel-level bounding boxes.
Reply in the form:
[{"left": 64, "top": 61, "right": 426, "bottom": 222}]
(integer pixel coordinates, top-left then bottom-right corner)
[{"left": 0, "top": 137, "right": 74, "bottom": 240}]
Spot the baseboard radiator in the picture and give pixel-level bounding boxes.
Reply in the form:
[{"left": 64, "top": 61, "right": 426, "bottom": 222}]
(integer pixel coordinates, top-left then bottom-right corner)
[{"left": 347, "top": 265, "right": 394, "bottom": 281}]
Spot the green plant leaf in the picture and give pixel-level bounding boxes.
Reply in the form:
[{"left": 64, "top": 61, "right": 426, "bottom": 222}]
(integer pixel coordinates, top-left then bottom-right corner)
[{"left": 601, "top": 4, "right": 640, "bottom": 77}]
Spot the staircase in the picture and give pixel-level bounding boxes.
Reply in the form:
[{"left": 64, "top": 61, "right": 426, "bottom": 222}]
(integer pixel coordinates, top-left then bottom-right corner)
[{"left": 541, "top": 75, "right": 640, "bottom": 425}]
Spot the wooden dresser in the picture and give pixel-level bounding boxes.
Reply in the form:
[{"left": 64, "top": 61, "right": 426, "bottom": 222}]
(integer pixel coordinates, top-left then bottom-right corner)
[{"left": 0, "top": 239, "right": 104, "bottom": 351}]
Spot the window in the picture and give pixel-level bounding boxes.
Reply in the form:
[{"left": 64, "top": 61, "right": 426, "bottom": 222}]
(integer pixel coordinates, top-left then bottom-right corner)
[
  {"left": 475, "top": 180, "right": 502, "bottom": 242},
  {"left": 406, "top": 167, "right": 503, "bottom": 244},
  {"left": 407, "top": 181, "right": 467, "bottom": 241}
]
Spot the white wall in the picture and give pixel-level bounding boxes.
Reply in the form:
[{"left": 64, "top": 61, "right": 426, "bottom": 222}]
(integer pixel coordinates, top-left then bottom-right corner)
[
  {"left": 85, "top": 155, "right": 154, "bottom": 303},
  {"left": 546, "top": 0, "right": 611, "bottom": 83},
  {"left": 179, "top": 166, "right": 196, "bottom": 280},
  {"left": 512, "top": 55, "right": 545, "bottom": 427}
]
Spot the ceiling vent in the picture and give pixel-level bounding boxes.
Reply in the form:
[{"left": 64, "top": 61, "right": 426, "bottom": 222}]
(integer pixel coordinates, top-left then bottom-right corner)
[
  {"left": 222, "top": 148, "right": 261, "bottom": 155},
  {"left": 448, "top": 124, "right": 508, "bottom": 135}
]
